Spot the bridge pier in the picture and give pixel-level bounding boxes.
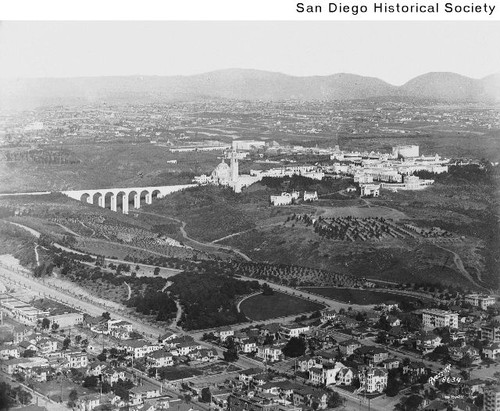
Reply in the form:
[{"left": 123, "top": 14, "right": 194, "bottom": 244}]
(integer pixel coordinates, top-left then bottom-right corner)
[
  {"left": 110, "top": 194, "right": 117, "bottom": 212},
  {"left": 98, "top": 195, "right": 105, "bottom": 208},
  {"left": 145, "top": 193, "right": 152, "bottom": 205},
  {"left": 122, "top": 193, "right": 129, "bottom": 214},
  {"left": 134, "top": 194, "right": 140, "bottom": 209}
]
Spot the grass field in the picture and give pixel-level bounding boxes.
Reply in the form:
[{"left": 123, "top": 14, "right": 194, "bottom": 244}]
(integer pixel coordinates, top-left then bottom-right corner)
[
  {"left": 300, "top": 287, "right": 429, "bottom": 305},
  {"left": 239, "top": 291, "right": 324, "bottom": 321}
]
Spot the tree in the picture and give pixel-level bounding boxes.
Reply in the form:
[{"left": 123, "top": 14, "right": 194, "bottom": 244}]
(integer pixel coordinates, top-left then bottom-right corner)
[
  {"left": 402, "top": 394, "right": 423, "bottom": 411},
  {"left": 22, "top": 349, "right": 36, "bottom": 358},
  {"left": 458, "top": 353, "right": 473, "bottom": 369},
  {"left": 17, "top": 389, "right": 32, "bottom": 405},
  {"left": 282, "top": 337, "right": 306, "bottom": 358},
  {"left": 154, "top": 266, "right": 161, "bottom": 276},
  {"left": 201, "top": 387, "right": 211, "bottom": 403},
  {"left": 327, "top": 392, "right": 345, "bottom": 408},
  {"left": 102, "top": 312, "right": 111, "bottom": 320},
  {"left": 62, "top": 337, "right": 71, "bottom": 350},
  {"left": 101, "top": 381, "right": 112, "bottom": 394},
  {"left": 41, "top": 318, "right": 50, "bottom": 329},
  {"left": 68, "top": 389, "right": 78, "bottom": 407},
  {"left": 83, "top": 376, "right": 99, "bottom": 389},
  {"left": 97, "top": 351, "right": 107, "bottom": 362},
  {"left": 51, "top": 322, "right": 59, "bottom": 331},
  {"left": 262, "top": 283, "right": 274, "bottom": 296},
  {"left": 386, "top": 377, "right": 401, "bottom": 397},
  {"left": 223, "top": 347, "right": 238, "bottom": 362}
]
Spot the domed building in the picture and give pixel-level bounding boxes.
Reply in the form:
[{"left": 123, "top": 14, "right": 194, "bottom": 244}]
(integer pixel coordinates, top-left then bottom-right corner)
[{"left": 210, "top": 160, "right": 231, "bottom": 186}]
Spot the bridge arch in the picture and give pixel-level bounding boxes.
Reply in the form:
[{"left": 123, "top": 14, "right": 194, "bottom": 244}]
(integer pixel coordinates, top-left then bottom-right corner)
[
  {"left": 128, "top": 190, "right": 140, "bottom": 210},
  {"left": 115, "top": 190, "right": 129, "bottom": 214},
  {"left": 151, "top": 189, "right": 162, "bottom": 200},
  {"left": 80, "top": 193, "right": 92, "bottom": 204},
  {"left": 92, "top": 192, "right": 105, "bottom": 208}
]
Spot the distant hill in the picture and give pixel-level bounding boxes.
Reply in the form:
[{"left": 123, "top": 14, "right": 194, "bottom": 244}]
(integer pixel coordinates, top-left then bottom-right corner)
[{"left": 1, "top": 68, "right": 498, "bottom": 109}]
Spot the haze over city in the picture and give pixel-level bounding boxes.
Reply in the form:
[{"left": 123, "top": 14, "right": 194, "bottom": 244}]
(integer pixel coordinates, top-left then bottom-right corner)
[{"left": 1, "top": 21, "right": 500, "bottom": 84}]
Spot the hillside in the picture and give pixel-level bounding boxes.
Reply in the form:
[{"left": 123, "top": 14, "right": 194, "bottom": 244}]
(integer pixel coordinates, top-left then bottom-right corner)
[{"left": 1, "top": 69, "right": 498, "bottom": 109}]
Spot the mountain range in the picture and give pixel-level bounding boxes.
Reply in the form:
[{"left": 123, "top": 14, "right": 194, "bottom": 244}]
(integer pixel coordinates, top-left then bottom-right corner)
[{"left": 1, "top": 69, "right": 499, "bottom": 109}]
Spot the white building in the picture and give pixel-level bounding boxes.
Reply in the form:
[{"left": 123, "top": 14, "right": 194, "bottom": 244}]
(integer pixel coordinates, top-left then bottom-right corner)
[
  {"left": 360, "top": 184, "right": 380, "bottom": 197},
  {"left": 465, "top": 294, "right": 496, "bottom": 310},
  {"left": 422, "top": 309, "right": 459, "bottom": 329},
  {"left": 66, "top": 351, "right": 89, "bottom": 368},
  {"left": 270, "top": 192, "right": 295, "bottom": 206},
  {"left": 303, "top": 191, "right": 318, "bottom": 202},
  {"left": 392, "top": 145, "right": 419, "bottom": 159},
  {"left": 359, "top": 367, "right": 388, "bottom": 393},
  {"left": 280, "top": 324, "right": 310, "bottom": 339}
]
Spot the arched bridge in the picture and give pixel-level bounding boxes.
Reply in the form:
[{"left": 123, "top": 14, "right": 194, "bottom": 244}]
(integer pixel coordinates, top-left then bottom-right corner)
[{"left": 61, "top": 184, "right": 195, "bottom": 214}]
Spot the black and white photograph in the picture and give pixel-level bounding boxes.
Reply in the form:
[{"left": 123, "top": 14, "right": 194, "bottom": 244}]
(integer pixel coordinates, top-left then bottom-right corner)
[{"left": 0, "top": 19, "right": 499, "bottom": 411}]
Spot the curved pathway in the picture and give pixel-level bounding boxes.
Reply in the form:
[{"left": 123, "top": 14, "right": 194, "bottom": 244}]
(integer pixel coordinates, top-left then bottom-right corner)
[{"left": 135, "top": 211, "right": 253, "bottom": 261}]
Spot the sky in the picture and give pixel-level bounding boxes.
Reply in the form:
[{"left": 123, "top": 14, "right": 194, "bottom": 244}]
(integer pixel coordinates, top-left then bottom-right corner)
[{"left": 0, "top": 21, "right": 499, "bottom": 85}]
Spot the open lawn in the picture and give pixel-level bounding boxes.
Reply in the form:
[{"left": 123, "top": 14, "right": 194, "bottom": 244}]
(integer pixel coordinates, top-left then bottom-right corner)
[
  {"left": 300, "top": 287, "right": 429, "bottom": 305},
  {"left": 239, "top": 291, "right": 324, "bottom": 321}
]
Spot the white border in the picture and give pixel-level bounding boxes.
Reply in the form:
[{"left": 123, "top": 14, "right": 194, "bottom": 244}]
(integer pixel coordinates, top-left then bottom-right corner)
[{"left": 1, "top": 0, "right": 499, "bottom": 21}]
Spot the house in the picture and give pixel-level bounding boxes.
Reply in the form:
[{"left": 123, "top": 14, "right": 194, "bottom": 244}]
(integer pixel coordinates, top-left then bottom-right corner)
[
  {"left": 482, "top": 342, "right": 500, "bottom": 359},
  {"left": 459, "top": 379, "right": 486, "bottom": 396},
  {"left": 163, "top": 335, "right": 194, "bottom": 349},
  {"left": 321, "top": 310, "right": 336, "bottom": 322},
  {"left": 146, "top": 350, "right": 174, "bottom": 368},
  {"left": 102, "top": 368, "right": 126, "bottom": 385},
  {"left": 238, "top": 368, "right": 264, "bottom": 384},
  {"left": 403, "top": 362, "right": 427, "bottom": 381},
  {"left": 297, "top": 355, "right": 321, "bottom": 372},
  {"left": 280, "top": 324, "right": 310, "bottom": 339},
  {"left": 0, "top": 357, "right": 48, "bottom": 374},
  {"left": 387, "top": 315, "right": 401, "bottom": 327},
  {"left": 158, "top": 331, "right": 178, "bottom": 345},
  {"left": 218, "top": 327, "right": 234, "bottom": 342},
  {"left": 0, "top": 344, "right": 20, "bottom": 359},
  {"left": 239, "top": 338, "right": 257, "bottom": 353},
  {"left": 387, "top": 326, "right": 409, "bottom": 345},
  {"left": 188, "top": 348, "right": 218, "bottom": 363},
  {"left": 416, "top": 332, "right": 442, "bottom": 352},
  {"left": 358, "top": 367, "right": 388, "bottom": 393},
  {"left": 308, "top": 362, "right": 347, "bottom": 386},
  {"left": 65, "top": 351, "right": 88, "bottom": 369},
  {"left": 380, "top": 358, "right": 400, "bottom": 370},
  {"left": 17, "top": 341, "right": 38, "bottom": 354},
  {"left": 449, "top": 345, "right": 480, "bottom": 362},
  {"left": 292, "top": 386, "right": 328, "bottom": 409},
  {"left": 107, "top": 320, "right": 133, "bottom": 333},
  {"left": 355, "top": 346, "right": 389, "bottom": 366},
  {"left": 129, "top": 383, "right": 161, "bottom": 406},
  {"left": 75, "top": 393, "right": 101, "bottom": 411},
  {"left": 174, "top": 341, "right": 202, "bottom": 356},
  {"left": 87, "top": 361, "right": 108, "bottom": 377},
  {"left": 37, "top": 338, "right": 58, "bottom": 355},
  {"left": 256, "top": 345, "right": 282, "bottom": 363},
  {"left": 336, "top": 367, "right": 354, "bottom": 385},
  {"left": 303, "top": 191, "right": 318, "bottom": 202},
  {"left": 338, "top": 339, "right": 361, "bottom": 356},
  {"left": 121, "top": 340, "right": 159, "bottom": 359}
]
